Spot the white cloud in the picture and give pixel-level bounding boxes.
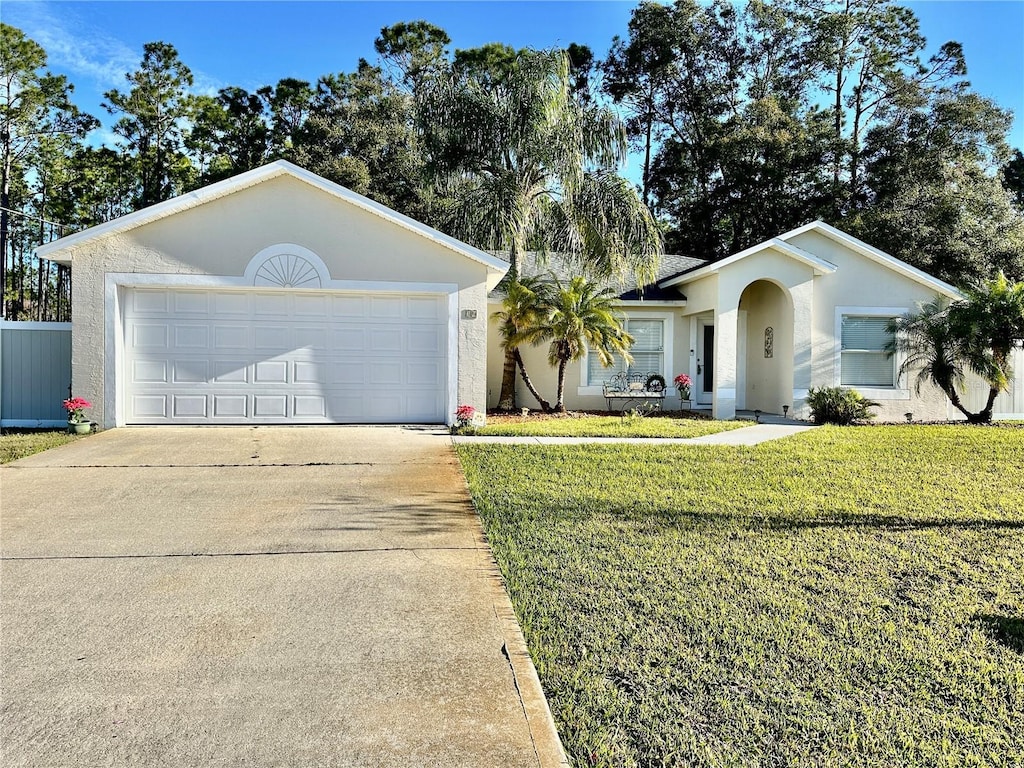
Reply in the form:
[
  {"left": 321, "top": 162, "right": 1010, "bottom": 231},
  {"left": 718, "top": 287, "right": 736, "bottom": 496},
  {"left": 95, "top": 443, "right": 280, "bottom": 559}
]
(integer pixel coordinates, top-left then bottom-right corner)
[
  {"left": 6, "top": 2, "right": 139, "bottom": 90},
  {"left": 5, "top": 2, "right": 224, "bottom": 99}
]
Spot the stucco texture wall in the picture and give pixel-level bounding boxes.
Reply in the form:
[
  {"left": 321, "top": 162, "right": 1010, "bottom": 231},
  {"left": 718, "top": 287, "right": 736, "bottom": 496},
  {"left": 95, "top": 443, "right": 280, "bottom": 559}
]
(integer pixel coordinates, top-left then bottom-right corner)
[
  {"left": 64, "top": 175, "right": 494, "bottom": 426},
  {"left": 791, "top": 230, "right": 951, "bottom": 421}
]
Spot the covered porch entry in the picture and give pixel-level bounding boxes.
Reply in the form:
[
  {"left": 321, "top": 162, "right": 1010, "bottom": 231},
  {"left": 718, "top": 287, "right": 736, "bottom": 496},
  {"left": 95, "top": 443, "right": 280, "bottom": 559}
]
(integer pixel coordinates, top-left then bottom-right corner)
[{"left": 671, "top": 250, "right": 827, "bottom": 420}]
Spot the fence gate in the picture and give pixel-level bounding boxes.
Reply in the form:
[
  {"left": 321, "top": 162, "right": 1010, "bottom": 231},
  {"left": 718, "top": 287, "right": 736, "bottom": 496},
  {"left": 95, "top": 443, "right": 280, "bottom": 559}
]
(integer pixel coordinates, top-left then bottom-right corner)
[
  {"left": 0, "top": 321, "right": 73, "bottom": 428},
  {"left": 951, "top": 347, "right": 1024, "bottom": 420}
]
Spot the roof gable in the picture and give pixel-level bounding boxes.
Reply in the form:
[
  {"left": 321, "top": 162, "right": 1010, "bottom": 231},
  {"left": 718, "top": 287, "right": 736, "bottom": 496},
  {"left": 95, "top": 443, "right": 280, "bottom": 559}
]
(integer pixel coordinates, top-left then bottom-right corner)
[
  {"left": 36, "top": 160, "right": 509, "bottom": 275},
  {"left": 659, "top": 238, "right": 836, "bottom": 288},
  {"left": 657, "top": 221, "right": 962, "bottom": 299},
  {"left": 778, "top": 221, "right": 962, "bottom": 298}
]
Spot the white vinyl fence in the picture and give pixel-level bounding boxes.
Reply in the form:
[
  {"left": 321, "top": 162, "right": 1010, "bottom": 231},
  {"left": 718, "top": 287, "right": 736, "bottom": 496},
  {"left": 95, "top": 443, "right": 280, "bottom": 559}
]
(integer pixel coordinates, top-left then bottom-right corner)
[
  {"left": 0, "top": 321, "right": 73, "bottom": 428},
  {"left": 950, "top": 347, "right": 1024, "bottom": 420}
]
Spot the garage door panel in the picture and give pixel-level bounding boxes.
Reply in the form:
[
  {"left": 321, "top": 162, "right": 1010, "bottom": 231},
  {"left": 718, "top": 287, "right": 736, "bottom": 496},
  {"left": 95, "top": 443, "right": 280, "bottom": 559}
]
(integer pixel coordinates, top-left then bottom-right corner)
[
  {"left": 370, "top": 296, "right": 403, "bottom": 318},
  {"left": 131, "top": 360, "right": 167, "bottom": 384},
  {"left": 369, "top": 328, "right": 402, "bottom": 352},
  {"left": 294, "top": 395, "right": 326, "bottom": 418},
  {"left": 173, "top": 292, "right": 209, "bottom": 314},
  {"left": 213, "top": 361, "right": 248, "bottom": 383},
  {"left": 254, "top": 325, "right": 290, "bottom": 350},
  {"left": 172, "top": 395, "right": 207, "bottom": 418},
  {"left": 133, "top": 324, "right": 169, "bottom": 350},
  {"left": 408, "top": 296, "right": 445, "bottom": 320},
  {"left": 293, "top": 361, "right": 323, "bottom": 384},
  {"left": 369, "top": 361, "right": 403, "bottom": 386},
  {"left": 132, "top": 290, "right": 169, "bottom": 314},
  {"left": 254, "top": 395, "right": 288, "bottom": 417},
  {"left": 132, "top": 395, "right": 167, "bottom": 418},
  {"left": 254, "top": 361, "right": 289, "bottom": 383},
  {"left": 407, "top": 362, "right": 443, "bottom": 386},
  {"left": 332, "top": 295, "right": 366, "bottom": 317},
  {"left": 332, "top": 328, "right": 365, "bottom": 351},
  {"left": 124, "top": 288, "right": 448, "bottom": 424},
  {"left": 174, "top": 325, "right": 209, "bottom": 349},
  {"left": 214, "top": 326, "right": 248, "bottom": 350},
  {"left": 295, "top": 327, "right": 329, "bottom": 349},
  {"left": 254, "top": 293, "right": 289, "bottom": 316},
  {"left": 172, "top": 360, "right": 209, "bottom": 383},
  {"left": 294, "top": 294, "right": 330, "bottom": 317},
  {"left": 408, "top": 328, "right": 443, "bottom": 353},
  {"left": 213, "top": 395, "right": 247, "bottom": 418},
  {"left": 213, "top": 293, "right": 248, "bottom": 315}
]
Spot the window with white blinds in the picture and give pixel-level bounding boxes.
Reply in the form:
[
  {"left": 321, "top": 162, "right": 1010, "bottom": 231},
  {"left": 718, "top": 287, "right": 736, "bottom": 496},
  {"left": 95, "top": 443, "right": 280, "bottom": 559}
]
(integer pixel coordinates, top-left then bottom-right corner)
[
  {"left": 587, "top": 319, "right": 664, "bottom": 385},
  {"left": 841, "top": 315, "right": 895, "bottom": 386}
]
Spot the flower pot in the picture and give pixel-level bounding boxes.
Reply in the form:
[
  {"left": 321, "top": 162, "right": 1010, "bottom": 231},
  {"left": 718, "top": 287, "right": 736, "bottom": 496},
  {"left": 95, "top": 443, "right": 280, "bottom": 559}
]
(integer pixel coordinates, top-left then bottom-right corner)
[{"left": 68, "top": 420, "right": 91, "bottom": 435}]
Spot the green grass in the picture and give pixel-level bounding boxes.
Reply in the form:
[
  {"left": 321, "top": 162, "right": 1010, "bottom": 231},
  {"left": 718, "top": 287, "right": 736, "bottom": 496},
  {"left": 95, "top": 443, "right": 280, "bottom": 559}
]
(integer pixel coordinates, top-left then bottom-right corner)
[
  {"left": 472, "top": 415, "right": 753, "bottom": 439},
  {"left": 0, "top": 429, "right": 84, "bottom": 464},
  {"left": 457, "top": 425, "right": 1024, "bottom": 767}
]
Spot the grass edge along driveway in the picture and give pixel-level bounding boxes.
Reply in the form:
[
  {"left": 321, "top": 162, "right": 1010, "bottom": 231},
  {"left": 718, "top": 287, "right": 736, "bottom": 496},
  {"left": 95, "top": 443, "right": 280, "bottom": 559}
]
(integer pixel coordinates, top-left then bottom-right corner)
[
  {"left": 472, "top": 415, "right": 753, "bottom": 439},
  {"left": 0, "top": 430, "right": 84, "bottom": 464},
  {"left": 457, "top": 425, "right": 1024, "bottom": 768}
]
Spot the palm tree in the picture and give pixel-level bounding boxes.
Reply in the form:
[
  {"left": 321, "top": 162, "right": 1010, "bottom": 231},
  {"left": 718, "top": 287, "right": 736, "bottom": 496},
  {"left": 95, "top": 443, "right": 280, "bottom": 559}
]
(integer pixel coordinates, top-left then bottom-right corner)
[
  {"left": 512, "top": 276, "right": 633, "bottom": 412},
  {"left": 886, "top": 296, "right": 973, "bottom": 418},
  {"left": 494, "top": 276, "right": 552, "bottom": 412},
  {"left": 888, "top": 272, "right": 1024, "bottom": 423},
  {"left": 950, "top": 271, "right": 1024, "bottom": 422},
  {"left": 417, "top": 48, "right": 661, "bottom": 410}
]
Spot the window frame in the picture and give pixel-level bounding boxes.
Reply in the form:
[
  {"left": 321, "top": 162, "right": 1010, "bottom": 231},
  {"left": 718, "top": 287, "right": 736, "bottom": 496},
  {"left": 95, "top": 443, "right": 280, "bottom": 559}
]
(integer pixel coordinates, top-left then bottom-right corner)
[
  {"left": 833, "top": 306, "right": 910, "bottom": 400},
  {"left": 578, "top": 311, "right": 673, "bottom": 395}
]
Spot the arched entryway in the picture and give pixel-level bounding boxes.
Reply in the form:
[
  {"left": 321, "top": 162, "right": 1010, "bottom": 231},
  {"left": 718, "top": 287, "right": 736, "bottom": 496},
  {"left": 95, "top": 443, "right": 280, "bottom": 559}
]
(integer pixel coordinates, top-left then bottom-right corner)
[{"left": 737, "top": 280, "right": 793, "bottom": 414}]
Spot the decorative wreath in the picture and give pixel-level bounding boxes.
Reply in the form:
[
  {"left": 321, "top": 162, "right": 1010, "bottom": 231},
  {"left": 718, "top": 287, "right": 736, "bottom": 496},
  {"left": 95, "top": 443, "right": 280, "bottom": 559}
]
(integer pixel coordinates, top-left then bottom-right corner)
[{"left": 645, "top": 374, "right": 667, "bottom": 392}]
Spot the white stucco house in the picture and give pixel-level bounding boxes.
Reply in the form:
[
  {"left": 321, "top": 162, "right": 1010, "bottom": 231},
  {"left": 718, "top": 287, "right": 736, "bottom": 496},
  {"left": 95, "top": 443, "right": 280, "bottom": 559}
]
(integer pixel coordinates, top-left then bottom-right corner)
[
  {"left": 493, "top": 221, "right": 968, "bottom": 422},
  {"left": 36, "top": 161, "right": 1016, "bottom": 427},
  {"left": 36, "top": 161, "right": 509, "bottom": 428}
]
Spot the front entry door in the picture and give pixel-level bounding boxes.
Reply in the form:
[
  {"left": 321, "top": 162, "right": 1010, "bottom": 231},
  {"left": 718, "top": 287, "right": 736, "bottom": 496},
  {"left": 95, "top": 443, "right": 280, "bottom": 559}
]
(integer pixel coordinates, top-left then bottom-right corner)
[{"left": 696, "top": 321, "right": 714, "bottom": 405}]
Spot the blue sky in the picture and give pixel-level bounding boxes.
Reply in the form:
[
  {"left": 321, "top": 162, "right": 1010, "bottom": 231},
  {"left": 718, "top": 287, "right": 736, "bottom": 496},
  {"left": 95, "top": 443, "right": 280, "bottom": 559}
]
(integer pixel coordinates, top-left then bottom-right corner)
[{"left": 6, "top": 0, "right": 1024, "bottom": 157}]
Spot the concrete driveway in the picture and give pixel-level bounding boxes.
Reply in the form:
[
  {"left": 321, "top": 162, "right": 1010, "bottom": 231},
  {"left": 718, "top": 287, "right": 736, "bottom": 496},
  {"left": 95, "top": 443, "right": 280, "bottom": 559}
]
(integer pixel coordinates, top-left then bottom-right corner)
[{"left": 0, "top": 427, "right": 564, "bottom": 767}]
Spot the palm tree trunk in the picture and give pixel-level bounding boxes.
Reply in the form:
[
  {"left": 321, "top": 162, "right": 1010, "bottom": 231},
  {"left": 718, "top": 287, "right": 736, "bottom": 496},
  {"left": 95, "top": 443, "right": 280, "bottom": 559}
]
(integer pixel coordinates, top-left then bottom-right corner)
[
  {"left": 514, "top": 349, "right": 551, "bottom": 412},
  {"left": 496, "top": 241, "right": 521, "bottom": 411},
  {"left": 554, "top": 355, "right": 568, "bottom": 413},
  {"left": 943, "top": 382, "right": 975, "bottom": 421},
  {"left": 497, "top": 347, "right": 518, "bottom": 411},
  {"left": 973, "top": 387, "right": 999, "bottom": 424}
]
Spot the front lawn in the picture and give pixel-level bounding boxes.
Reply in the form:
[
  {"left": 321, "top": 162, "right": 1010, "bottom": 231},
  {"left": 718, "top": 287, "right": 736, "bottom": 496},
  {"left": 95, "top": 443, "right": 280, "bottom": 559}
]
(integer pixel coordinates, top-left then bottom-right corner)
[
  {"left": 473, "top": 412, "right": 753, "bottom": 439},
  {"left": 457, "top": 426, "right": 1024, "bottom": 767},
  {"left": 0, "top": 429, "right": 83, "bottom": 464}
]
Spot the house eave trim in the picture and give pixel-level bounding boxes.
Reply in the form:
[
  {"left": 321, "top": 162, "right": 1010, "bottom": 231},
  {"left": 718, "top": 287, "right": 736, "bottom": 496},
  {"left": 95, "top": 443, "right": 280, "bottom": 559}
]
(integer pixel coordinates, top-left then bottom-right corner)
[{"left": 35, "top": 160, "right": 511, "bottom": 277}]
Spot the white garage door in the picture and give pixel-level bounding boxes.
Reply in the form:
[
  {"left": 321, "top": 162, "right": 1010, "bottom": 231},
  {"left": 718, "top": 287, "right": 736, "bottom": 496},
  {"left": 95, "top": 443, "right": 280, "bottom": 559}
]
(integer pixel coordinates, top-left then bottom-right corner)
[{"left": 122, "top": 287, "right": 449, "bottom": 424}]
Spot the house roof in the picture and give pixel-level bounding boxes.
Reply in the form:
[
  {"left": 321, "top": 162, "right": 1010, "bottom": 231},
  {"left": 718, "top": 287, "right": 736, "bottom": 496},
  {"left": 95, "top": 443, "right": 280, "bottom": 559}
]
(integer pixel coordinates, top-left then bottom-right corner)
[
  {"left": 659, "top": 236, "right": 837, "bottom": 287},
  {"left": 490, "top": 251, "right": 704, "bottom": 303},
  {"left": 657, "top": 220, "right": 962, "bottom": 299},
  {"left": 35, "top": 160, "right": 511, "bottom": 276}
]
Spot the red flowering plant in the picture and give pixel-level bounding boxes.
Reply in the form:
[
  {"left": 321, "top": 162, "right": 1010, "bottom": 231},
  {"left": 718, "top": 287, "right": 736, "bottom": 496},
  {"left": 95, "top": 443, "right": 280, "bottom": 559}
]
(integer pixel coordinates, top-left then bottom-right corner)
[
  {"left": 673, "top": 373, "right": 692, "bottom": 400},
  {"left": 63, "top": 397, "right": 92, "bottom": 423},
  {"left": 451, "top": 404, "right": 478, "bottom": 434}
]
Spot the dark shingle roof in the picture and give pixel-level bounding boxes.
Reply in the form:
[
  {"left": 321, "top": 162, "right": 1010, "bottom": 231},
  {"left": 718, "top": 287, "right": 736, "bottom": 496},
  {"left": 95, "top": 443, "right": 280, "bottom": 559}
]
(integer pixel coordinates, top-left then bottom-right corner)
[{"left": 490, "top": 252, "right": 706, "bottom": 301}]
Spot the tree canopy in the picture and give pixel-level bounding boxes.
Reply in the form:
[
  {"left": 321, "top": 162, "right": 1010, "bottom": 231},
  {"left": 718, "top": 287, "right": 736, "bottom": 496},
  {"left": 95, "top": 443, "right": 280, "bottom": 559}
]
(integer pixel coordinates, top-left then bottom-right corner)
[{"left": 2, "top": 1, "right": 1023, "bottom": 321}]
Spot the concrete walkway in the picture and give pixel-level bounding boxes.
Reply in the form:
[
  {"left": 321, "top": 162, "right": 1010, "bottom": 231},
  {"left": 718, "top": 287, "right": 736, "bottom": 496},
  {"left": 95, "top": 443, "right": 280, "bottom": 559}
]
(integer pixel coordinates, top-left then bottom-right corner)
[
  {"left": 1, "top": 427, "right": 566, "bottom": 768},
  {"left": 452, "top": 421, "right": 815, "bottom": 447}
]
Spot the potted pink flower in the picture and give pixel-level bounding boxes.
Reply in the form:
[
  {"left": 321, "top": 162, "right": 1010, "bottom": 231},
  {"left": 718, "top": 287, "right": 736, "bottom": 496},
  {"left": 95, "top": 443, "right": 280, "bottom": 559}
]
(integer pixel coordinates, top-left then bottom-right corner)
[
  {"left": 673, "top": 373, "right": 692, "bottom": 402},
  {"left": 63, "top": 397, "right": 93, "bottom": 434}
]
